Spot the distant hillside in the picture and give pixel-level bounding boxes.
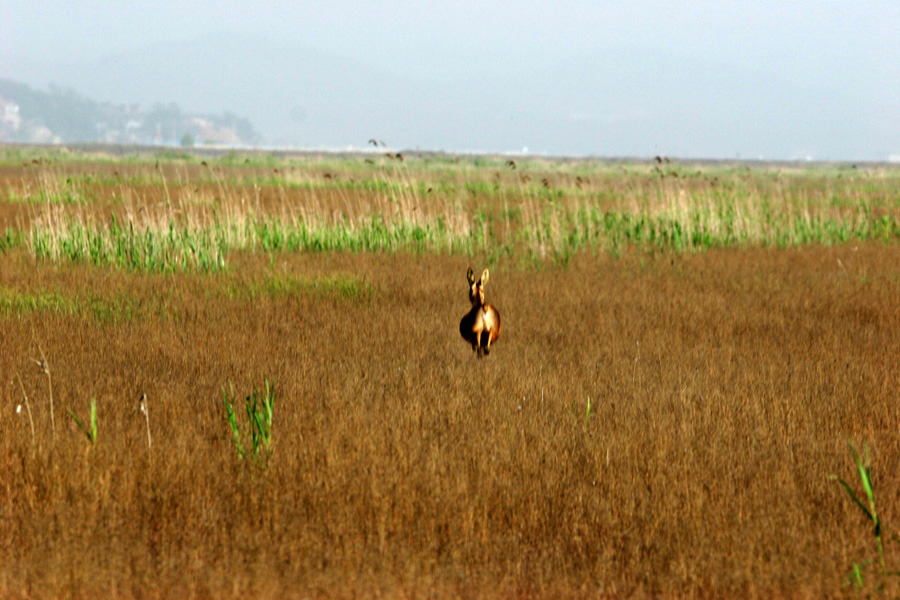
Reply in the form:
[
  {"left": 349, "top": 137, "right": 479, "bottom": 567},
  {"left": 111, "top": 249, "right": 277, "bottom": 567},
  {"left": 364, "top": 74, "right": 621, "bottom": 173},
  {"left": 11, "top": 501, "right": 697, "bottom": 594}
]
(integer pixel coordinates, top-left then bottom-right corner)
[
  {"left": 0, "top": 79, "right": 262, "bottom": 146},
  {"left": 2, "top": 33, "right": 895, "bottom": 159}
]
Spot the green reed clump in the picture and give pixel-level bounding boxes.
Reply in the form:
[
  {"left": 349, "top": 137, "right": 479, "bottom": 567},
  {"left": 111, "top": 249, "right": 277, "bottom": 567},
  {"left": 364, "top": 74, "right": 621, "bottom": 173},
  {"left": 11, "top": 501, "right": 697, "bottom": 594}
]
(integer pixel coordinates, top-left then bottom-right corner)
[
  {"left": 223, "top": 379, "right": 275, "bottom": 464},
  {"left": 248, "top": 215, "right": 468, "bottom": 255},
  {"left": 27, "top": 200, "right": 900, "bottom": 271},
  {"left": 782, "top": 213, "right": 898, "bottom": 248},
  {"left": 67, "top": 398, "right": 98, "bottom": 445},
  {"left": 19, "top": 156, "right": 900, "bottom": 271},
  {"left": 0, "top": 228, "right": 25, "bottom": 253},
  {"left": 520, "top": 192, "right": 899, "bottom": 262},
  {"left": 264, "top": 273, "right": 373, "bottom": 303},
  {"left": 831, "top": 442, "right": 900, "bottom": 592},
  {"left": 31, "top": 214, "right": 474, "bottom": 272},
  {"left": 222, "top": 272, "right": 373, "bottom": 304},
  {"left": 32, "top": 217, "right": 227, "bottom": 272},
  {"left": 0, "top": 285, "right": 147, "bottom": 323},
  {"left": 0, "top": 288, "right": 77, "bottom": 317}
]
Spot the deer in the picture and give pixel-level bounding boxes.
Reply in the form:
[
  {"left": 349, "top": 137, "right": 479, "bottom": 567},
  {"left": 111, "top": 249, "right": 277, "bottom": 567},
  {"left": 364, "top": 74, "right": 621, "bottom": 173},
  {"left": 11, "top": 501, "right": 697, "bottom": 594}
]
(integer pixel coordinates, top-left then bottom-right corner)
[{"left": 459, "top": 267, "right": 502, "bottom": 358}]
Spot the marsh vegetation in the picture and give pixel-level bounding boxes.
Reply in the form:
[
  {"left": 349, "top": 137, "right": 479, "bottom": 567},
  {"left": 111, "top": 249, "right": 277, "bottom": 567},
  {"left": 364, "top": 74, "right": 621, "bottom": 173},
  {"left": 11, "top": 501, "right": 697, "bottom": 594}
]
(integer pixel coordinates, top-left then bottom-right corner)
[{"left": 1, "top": 147, "right": 899, "bottom": 598}]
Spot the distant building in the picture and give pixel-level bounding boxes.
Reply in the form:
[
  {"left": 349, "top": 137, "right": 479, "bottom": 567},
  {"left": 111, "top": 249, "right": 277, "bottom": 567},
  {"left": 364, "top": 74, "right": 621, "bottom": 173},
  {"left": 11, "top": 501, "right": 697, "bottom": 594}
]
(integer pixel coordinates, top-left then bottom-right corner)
[
  {"left": 0, "top": 96, "right": 22, "bottom": 134},
  {"left": 0, "top": 79, "right": 261, "bottom": 146}
]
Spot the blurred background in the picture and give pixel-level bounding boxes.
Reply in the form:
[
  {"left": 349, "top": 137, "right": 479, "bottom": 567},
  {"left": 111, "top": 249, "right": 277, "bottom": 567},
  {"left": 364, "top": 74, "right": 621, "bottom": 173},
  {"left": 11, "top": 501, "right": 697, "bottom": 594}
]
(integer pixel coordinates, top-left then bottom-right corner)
[{"left": 1, "top": 0, "right": 898, "bottom": 160}]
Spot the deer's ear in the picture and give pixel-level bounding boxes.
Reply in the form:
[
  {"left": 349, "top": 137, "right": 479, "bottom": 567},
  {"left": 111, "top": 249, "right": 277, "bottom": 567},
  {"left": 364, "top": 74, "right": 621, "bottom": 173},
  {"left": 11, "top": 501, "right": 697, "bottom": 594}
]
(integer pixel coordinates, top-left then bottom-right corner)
[
  {"left": 481, "top": 269, "right": 490, "bottom": 284},
  {"left": 467, "top": 267, "right": 475, "bottom": 284}
]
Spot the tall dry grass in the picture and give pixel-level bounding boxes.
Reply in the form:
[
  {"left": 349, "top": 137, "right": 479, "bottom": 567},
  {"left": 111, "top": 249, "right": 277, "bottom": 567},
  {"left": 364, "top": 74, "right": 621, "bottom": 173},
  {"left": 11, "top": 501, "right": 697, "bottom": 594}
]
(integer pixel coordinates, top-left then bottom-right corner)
[
  {"left": 1, "top": 241, "right": 899, "bottom": 598},
  {"left": 2, "top": 156, "right": 897, "bottom": 271}
]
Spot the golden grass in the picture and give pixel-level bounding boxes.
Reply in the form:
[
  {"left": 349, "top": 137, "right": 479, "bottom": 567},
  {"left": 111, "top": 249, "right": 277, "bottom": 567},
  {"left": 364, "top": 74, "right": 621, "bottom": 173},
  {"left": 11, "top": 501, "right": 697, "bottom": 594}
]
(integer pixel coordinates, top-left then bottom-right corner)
[
  {"left": 1, "top": 242, "right": 898, "bottom": 598},
  {"left": 1, "top": 152, "right": 899, "bottom": 598}
]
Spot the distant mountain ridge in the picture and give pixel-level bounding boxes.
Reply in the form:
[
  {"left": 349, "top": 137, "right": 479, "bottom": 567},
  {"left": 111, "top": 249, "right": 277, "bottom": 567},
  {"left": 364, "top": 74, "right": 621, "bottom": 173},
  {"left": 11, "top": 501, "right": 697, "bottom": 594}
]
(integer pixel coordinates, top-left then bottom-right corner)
[
  {"left": 1, "top": 32, "right": 896, "bottom": 159},
  {"left": 0, "top": 78, "right": 262, "bottom": 146}
]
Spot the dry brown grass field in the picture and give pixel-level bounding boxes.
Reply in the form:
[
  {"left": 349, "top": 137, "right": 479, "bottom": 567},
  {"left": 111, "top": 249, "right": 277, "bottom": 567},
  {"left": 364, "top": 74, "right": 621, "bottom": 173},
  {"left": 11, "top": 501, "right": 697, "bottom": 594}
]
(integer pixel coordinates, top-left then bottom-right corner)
[{"left": 1, "top": 148, "right": 899, "bottom": 599}]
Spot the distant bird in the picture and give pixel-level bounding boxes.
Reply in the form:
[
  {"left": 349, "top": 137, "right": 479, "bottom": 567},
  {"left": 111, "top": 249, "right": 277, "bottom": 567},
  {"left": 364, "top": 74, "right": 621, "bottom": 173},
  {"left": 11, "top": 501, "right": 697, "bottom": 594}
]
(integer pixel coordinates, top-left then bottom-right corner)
[
  {"left": 368, "top": 139, "right": 378, "bottom": 146},
  {"left": 505, "top": 159, "right": 517, "bottom": 170}
]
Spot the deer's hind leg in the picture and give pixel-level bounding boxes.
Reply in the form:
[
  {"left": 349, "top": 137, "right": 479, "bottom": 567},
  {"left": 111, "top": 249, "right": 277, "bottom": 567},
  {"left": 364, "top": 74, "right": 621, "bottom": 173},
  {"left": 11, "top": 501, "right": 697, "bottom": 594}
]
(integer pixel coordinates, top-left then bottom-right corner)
[{"left": 480, "top": 331, "right": 491, "bottom": 356}]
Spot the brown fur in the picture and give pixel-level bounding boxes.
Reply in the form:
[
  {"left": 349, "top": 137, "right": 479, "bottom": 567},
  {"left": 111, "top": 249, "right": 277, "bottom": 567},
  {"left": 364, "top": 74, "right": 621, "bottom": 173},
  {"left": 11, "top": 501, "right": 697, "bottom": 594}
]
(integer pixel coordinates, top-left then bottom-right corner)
[{"left": 459, "top": 267, "right": 502, "bottom": 357}]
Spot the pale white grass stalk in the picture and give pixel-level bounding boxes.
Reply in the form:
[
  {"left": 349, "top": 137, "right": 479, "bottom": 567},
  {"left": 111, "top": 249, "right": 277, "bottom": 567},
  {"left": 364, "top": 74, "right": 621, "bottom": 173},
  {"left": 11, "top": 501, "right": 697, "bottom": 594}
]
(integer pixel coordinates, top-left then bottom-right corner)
[
  {"left": 139, "top": 393, "right": 152, "bottom": 451},
  {"left": 732, "top": 194, "right": 755, "bottom": 242},
  {"left": 208, "top": 162, "right": 229, "bottom": 205},
  {"left": 33, "top": 344, "right": 54, "bottom": 434},
  {"left": 330, "top": 174, "right": 355, "bottom": 224},
  {"left": 157, "top": 163, "right": 172, "bottom": 206},
  {"left": 37, "top": 170, "right": 59, "bottom": 203},
  {"left": 540, "top": 363, "right": 544, "bottom": 408},
  {"left": 393, "top": 163, "right": 425, "bottom": 226},
  {"left": 15, "top": 373, "right": 35, "bottom": 443}
]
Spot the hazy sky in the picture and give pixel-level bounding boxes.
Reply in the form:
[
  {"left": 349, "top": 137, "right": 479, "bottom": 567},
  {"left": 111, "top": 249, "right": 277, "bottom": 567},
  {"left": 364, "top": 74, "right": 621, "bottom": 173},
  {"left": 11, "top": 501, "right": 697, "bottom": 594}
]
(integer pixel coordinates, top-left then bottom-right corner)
[
  {"left": 5, "top": 1, "right": 897, "bottom": 77},
  {"left": 3, "top": 1, "right": 899, "bottom": 158}
]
